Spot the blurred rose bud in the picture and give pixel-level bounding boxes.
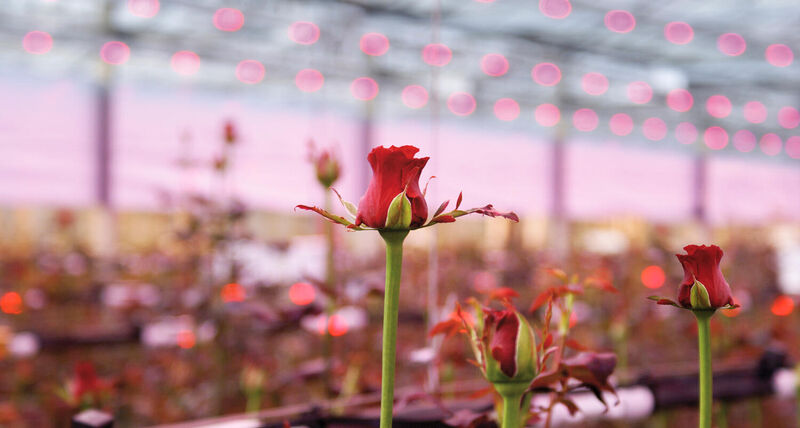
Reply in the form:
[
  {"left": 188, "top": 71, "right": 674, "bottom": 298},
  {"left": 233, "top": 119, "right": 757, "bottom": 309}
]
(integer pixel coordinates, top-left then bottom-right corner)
[
  {"left": 314, "top": 149, "right": 340, "bottom": 189},
  {"left": 224, "top": 120, "right": 237, "bottom": 145}
]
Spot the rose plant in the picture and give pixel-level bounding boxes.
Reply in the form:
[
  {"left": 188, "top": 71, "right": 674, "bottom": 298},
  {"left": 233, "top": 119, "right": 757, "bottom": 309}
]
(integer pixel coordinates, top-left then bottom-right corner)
[{"left": 298, "top": 145, "right": 518, "bottom": 428}]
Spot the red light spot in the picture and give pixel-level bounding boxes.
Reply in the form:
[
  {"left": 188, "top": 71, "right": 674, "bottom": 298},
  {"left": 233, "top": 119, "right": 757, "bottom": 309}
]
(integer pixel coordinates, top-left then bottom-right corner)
[
  {"left": 0, "top": 292, "right": 23, "bottom": 314},
  {"left": 213, "top": 8, "right": 244, "bottom": 32},
  {"left": 236, "top": 60, "right": 265, "bottom": 84},
  {"left": 643, "top": 117, "right": 667, "bottom": 141},
  {"left": 100, "top": 41, "right": 130, "bottom": 65},
  {"left": 128, "top": 0, "right": 159, "bottom": 18},
  {"left": 289, "top": 282, "right": 316, "bottom": 306},
  {"left": 327, "top": 314, "right": 348, "bottom": 337},
  {"left": 447, "top": 92, "right": 477, "bottom": 116},
  {"left": 23, "top": 31, "right": 53, "bottom": 54},
  {"left": 759, "top": 133, "right": 782, "bottom": 156},
  {"left": 221, "top": 283, "right": 245, "bottom": 303},
  {"left": 494, "top": 98, "right": 519, "bottom": 121},
  {"left": 706, "top": 95, "right": 732, "bottom": 118},
  {"left": 582, "top": 72, "right": 608, "bottom": 95},
  {"left": 532, "top": 63, "right": 561, "bottom": 86},
  {"left": 627, "top": 81, "right": 652, "bottom": 104},
  {"left": 641, "top": 265, "right": 665, "bottom": 289},
  {"left": 422, "top": 43, "right": 452, "bottom": 67},
  {"left": 360, "top": 32, "right": 389, "bottom": 56},
  {"left": 704, "top": 126, "right": 729, "bottom": 150},
  {"left": 778, "top": 106, "right": 800, "bottom": 129},
  {"left": 295, "top": 69, "right": 324, "bottom": 92},
  {"left": 539, "top": 0, "right": 571, "bottom": 19},
  {"left": 609, "top": 113, "right": 633, "bottom": 136},
  {"left": 535, "top": 103, "right": 560, "bottom": 127},
  {"left": 675, "top": 122, "right": 698, "bottom": 145},
  {"left": 401, "top": 85, "right": 428, "bottom": 109},
  {"left": 744, "top": 101, "right": 767, "bottom": 124},
  {"left": 481, "top": 53, "right": 509, "bottom": 77},
  {"left": 288, "top": 21, "right": 319, "bottom": 45},
  {"left": 667, "top": 89, "right": 693, "bottom": 112},
  {"left": 785, "top": 136, "right": 800, "bottom": 159},
  {"left": 718, "top": 33, "right": 746, "bottom": 56},
  {"left": 733, "top": 130, "right": 756, "bottom": 153},
  {"left": 766, "top": 44, "right": 793, "bottom": 67},
  {"left": 664, "top": 22, "right": 693, "bottom": 45},
  {"left": 351, "top": 77, "right": 379, "bottom": 101},
  {"left": 771, "top": 295, "right": 794, "bottom": 316},
  {"left": 605, "top": 10, "right": 635, "bottom": 33},
  {"left": 568, "top": 312, "right": 578, "bottom": 328},
  {"left": 573, "top": 108, "right": 598, "bottom": 132},
  {"left": 171, "top": 51, "right": 200, "bottom": 76},
  {"left": 177, "top": 330, "right": 195, "bottom": 349}
]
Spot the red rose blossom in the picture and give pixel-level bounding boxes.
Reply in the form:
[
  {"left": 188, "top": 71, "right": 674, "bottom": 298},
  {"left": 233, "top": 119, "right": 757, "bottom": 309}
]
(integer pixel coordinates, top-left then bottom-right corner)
[
  {"left": 297, "top": 144, "right": 518, "bottom": 230},
  {"left": 676, "top": 245, "right": 735, "bottom": 309},
  {"left": 355, "top": 146, "right": 429, "bottom": 229}
]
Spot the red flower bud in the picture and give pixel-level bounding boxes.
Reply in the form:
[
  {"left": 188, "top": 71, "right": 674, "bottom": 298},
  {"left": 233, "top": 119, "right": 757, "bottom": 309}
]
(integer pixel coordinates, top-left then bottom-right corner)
[
  {"left": 224, "top": 121, "right": 237, "bottom": 144},
  {"left": 481, "top": 307, "right": 537, "bottom": 383},
  {"left": 314, "top": 150, "right": 340, "bottom": 188},
  {"left": 355, "top": 146, "right": 429, "bottom": 229},
  {"left": 676, "top": 245, "right": 735, "bottom": 309}
]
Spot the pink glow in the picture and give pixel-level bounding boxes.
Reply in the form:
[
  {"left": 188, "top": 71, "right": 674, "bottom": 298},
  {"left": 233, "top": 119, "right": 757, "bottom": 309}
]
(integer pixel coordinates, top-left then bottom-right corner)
[
  {"left": 350, "top": 77, "right": 379, "bottom": 101},
  {"left": 494, "top": 98, "right": 520, "bottom": 121},
  {"left": 422, "top": 43, "right": 452, "bottom": 67},
  {"left": 295, "top": 69, "right": 324, "bottom": 92},
  {"left": 213, "top": 8, "right": 244, "bottom": 32},
  {"left": 766, "top": 44, "right": 793, "bottom": 67},
  {"left": 718, "top": 33, "right": 746, "bottom": 56},
  {"left": 664, "top": 22, "right": 693, "bottom": 45},
  {"left": 704, "top": 126, "right": 729, "bottom": 150},
  {"left": 582, "top": 72, "right": 608, "bottom": 95},
  {"left": 760, "top": 133, "right": 782, "bottom": 156},
  {"left": 235, "top": 60, "right": 265, "bottom": 84},
  {"left": 447, "top": 92, "right": 476, "bottom": 116},
  {"left": 706, "top": 95, "right": 732, "bottom": 118},
  {"left": 627, "top": 81, "right": 652, "bottom": 104},
  {"left": 732, "top": 130, "right": 756, "bottom": 153},
  {"left": 481, "top": 54, "right": 509, "bottom": 77},
  {"left": 605, "top": 10, "right": 636, "bottom": 33},
  {"left": 539, "top": 0, "right": 571, "bottom": 19},
  {"left": 535, "top": 103, "right": 560, "bottom": 127},
  {"left": 532, "top": 63, "right": 561, "bottom": 86},
  {"left": 22, "top": 31, "right": 52, "bottom": 55},
  {"left": 171, "top": 51, "right": 200, "bottom": 76},
  {"left": 100, "top": 41, "right": 130, "bottom": 65},
  {"left": 675, "top": 122, "right": 698, "bottom": 145},
  {"left": 778, "top": 106, "right": 800, "bottom": 129},
  {"left": 128, "top": 0, "right": 159, "bottom": 18},
  {"left": 609, "top": 113, "right": 633, "bottom": 136},
  {"left": 643, "top": 117, "right": 667, "bottom": 141},
  {"left": 401, "top": 85, "right": 428, "bottom": 109},
  {"left": 744, "top": 101, "right": 767, "bottom": 123},
  {"left": 360, "top": 33, "right": 389, "bottom": 56},
  {"left": 785, "top": 136, "right": 800, "bottom": 159},
  {"left": 573, "top": 108, "right": 598, "bottom": 132},
  {"left": 288, "top": 21, "right": 319, "bottom": 45},
  {"left": 667, "top": 89, "right": 693, "bottom": 112}
]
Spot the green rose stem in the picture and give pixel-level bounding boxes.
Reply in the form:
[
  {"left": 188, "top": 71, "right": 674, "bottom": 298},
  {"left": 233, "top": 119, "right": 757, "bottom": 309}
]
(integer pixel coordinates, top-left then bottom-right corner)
[
  {"left": 694, "top": 310, "right": 714, "bottom": 428},
  {"left": 378, "top": 229, "right": 409, "bottom": 428},
  {"left": 495, "top": 382, "right": 528, "bottom": 428}
]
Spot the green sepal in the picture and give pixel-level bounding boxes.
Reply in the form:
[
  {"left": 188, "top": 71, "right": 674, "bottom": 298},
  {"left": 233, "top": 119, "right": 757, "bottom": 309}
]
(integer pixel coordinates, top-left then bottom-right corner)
[
  {"left": 690, "top": 278, "right": 712, "bottom": 309},
  {"left": 384, "top": 190, "right": 412, "bottom": 229}
]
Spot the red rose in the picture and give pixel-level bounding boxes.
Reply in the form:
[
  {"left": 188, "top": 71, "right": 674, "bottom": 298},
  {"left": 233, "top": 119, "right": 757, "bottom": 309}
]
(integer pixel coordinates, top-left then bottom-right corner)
[
  {"left": 355, "top": 146, "right": 429, "bottom": 229},
  {"left": 676, "top": 245, "right": 735, "bottom": 309}
]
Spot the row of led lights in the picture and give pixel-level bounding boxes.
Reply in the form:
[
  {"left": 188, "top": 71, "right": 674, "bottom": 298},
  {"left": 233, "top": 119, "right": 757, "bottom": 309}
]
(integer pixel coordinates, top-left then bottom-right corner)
[{"left": 21, "top": 28, "right": 800, "bottom": 129}]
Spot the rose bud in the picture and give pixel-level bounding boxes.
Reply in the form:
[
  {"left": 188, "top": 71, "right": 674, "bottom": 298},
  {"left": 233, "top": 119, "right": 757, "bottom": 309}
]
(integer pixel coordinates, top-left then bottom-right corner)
[
  {"left": 649, "top": 244, "right": 738, "bottom": 311},
  {"left": 355, "top": 145, "right": 429, "bottom": 229},
  {"left": 314, "top": 149, "right": 340, "bottom": 189},
  {"left": 470, "top": 306, "right": 537, "bottom": 385},
  {"left": 223, "top": 120, "right": 237, "bottom": 144}
]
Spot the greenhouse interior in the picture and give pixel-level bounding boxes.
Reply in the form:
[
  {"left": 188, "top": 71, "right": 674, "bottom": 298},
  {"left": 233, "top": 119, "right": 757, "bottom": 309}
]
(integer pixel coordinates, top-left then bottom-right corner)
[{"left": 1, "top": 0, "right": 800, "bottom": 427}]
